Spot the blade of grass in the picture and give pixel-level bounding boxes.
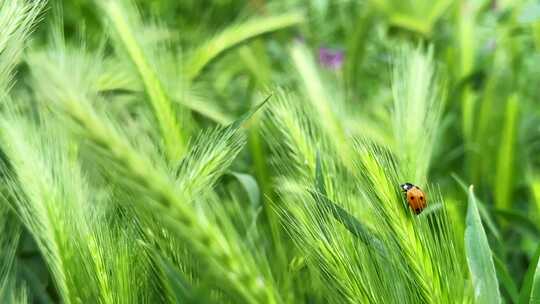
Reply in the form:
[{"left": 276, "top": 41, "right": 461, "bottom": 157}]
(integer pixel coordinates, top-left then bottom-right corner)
[
  {"left": 492, "top": 209, "right": 540, "bottom": 237},
  {"left": 495, "top": 94, "right": 519, "bottom": 210},
  {"left": 465, "top": 185, "right": 501, "bottom": 304},
  {"left": 519, "top": 243, "right": 540, "bottom": 304},
  {"left": 530, "top": 256, "right": 540, "bottom": 304},
  {"left": 172, "top": 91, "right": 233, "bottom": 125},
  {"left": 451, "top": 173, "right": 502, "bottom": 241},
  {"left": 147, "top": 246, "right": 216, "bottom": 304},
  {"left": 313, "top": 152, "right": 373, "bottom": 241},
  {"left": 493, "top": 255, "right": 519, "bottom": 304},
  {"left": 100, "top": 0, "right": 186, "bottom": 161},
  {"left": 186, "top": 12, "right": 304, "bottom": 79},
  {"left": 228, "top": 172, "right": 260, "bottom": 208},
  {"left": 370, "top": 0, "right": 452, "bottom": 35}
]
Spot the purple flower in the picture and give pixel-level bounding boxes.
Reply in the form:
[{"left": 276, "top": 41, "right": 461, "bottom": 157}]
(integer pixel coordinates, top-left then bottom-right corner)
[{"left": 318, "top": 47, "right": 344, "bottom": 70}]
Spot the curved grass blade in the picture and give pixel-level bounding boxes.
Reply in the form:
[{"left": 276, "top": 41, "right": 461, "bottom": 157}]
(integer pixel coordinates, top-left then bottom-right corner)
[
  {"left": 416, "top": 202, "right": 444, "bottom": 219},
  {"left": 452, "top": 173, "right": 502, "bottom": 241},
  {"left": 492, "top": 209, "right": 540, "bottom": 238},
  {"left": 228, "top": 172, "right": 260, "bottom": 208},
  {"left": 495, "top": 95, "right": 519, "bottom": 210},
  {"left": 186, "top": 12, "right": 304, "bottom": 79},
  {"left": 229, "top": 94, "right": 272, "bottom": 130},
  {"left": 147, "top": 246, "right": 216, "bottom": 304},
  {"left": 493, "top": 255, "right": 519, "bottom": 304},
  {"left": 312, "top": 152, "right": 383, "bottom": 251},
  {"left": 519, "top": 243, "right": 540, "bottom": 304},
  {"left": 530, "top": 256, "right": 540, "bottom": 304},
  {"left": 465, "top": 185, "right": 501, "bottom": 304},
  {"left": 101, "top": 0, "right": 186, "bottom": 161}
]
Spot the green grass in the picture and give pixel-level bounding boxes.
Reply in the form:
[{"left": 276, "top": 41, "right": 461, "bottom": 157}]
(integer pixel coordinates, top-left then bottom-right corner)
[{"left": 1, "top": 0, "right": 540, "bottom": 303}]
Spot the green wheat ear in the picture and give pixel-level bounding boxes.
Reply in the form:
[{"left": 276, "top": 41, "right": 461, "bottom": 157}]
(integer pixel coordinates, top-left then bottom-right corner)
[
  {"left": 0, "top": 0, "right": 45, "bottom": 93},
  {"left": 312, "top": 151, "right": 383, "bottom": 251},
  {"left": 391, "top": 45, "right": 444, "bottom": 185},
  {"left": 0, "top": 0, "right": 46, "bottom": 300},
  {"left": 0, "top": 197, "right": 22, "bottom": 298}
]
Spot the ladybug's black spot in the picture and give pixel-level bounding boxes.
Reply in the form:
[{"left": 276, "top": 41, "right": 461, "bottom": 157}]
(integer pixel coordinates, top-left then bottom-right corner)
[
  {"left": 419, "top": 196, "right": 424, "bottom": 201},
  {"left": 410, "top": 196, "right": 415, "bottom": 200}
]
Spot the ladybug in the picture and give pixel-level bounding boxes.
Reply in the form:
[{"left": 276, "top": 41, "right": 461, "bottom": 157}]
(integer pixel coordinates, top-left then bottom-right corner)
[{"left": 400, "top": 183, "right": 427, "bottom": 214}]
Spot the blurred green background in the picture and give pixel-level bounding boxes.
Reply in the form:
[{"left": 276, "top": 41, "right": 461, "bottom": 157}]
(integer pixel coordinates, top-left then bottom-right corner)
[{"left": 1, "top": 0, "right": 540, "bottom": 303}]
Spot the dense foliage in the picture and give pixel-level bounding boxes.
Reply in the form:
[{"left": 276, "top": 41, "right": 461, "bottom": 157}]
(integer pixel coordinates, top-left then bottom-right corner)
[{"left": 1, "top": 0, "right": 540, "bottom": 303}]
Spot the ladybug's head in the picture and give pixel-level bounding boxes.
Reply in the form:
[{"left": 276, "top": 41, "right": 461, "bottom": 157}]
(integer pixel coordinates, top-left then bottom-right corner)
[{"left": 400, "top": 183, "right": 414, "bottom": 192}]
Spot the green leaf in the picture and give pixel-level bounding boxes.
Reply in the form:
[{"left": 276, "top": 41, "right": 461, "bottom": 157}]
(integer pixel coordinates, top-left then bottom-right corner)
[
  {"left": 530, "top": 256, "right": 540, "bottom": 304},
  {"left": 465, "top": 185, "right": 501, "bottom": 304},
  {"left": 229, "top": 94, "right": 272, "bottom": 130},
  {"left": 186, "top": 12, "right": 304, "bottom": 79},
  {"left": 314, "top": 151, "right": 328, "bottom": 197},
  {"left": 228, "top": 172, "right": 260, "bottom": 207},
  {"left": 493, "top": 255, "right": 519, "bottom": 304},
  {"left": 519, "top": 243, "right": 540, "bottom": 304},
  {"left": 452, "top": 173, "right": 502, "bottom": 241},
  {"left": 494, "top": 95, "right": 519, "bottom": 210},
  {"left": 172, "top": 92, "right": 233, "bottom": 125},
  {"left": 371, "top": 0, "right": 452, "bottom": 35},
  {"left": 492, "top": 209, "right": 540, "bottom": 238}
]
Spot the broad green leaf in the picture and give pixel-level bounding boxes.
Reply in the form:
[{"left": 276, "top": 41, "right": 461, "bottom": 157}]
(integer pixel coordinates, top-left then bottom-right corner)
[{"left": 465, "top": 185, "right": 501, "bottom": 304}]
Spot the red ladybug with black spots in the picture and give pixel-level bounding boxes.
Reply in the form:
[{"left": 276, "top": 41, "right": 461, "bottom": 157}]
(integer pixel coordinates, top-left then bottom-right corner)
[{"left": 400, "top": 183, "right": 427, "bottom": 214}]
